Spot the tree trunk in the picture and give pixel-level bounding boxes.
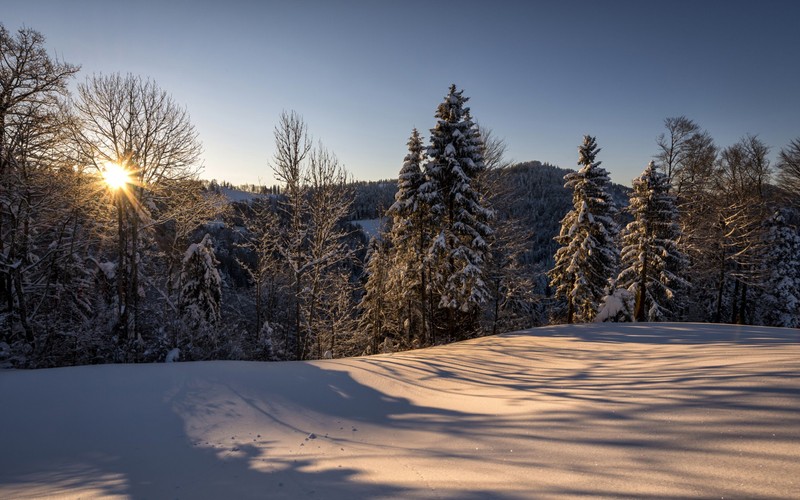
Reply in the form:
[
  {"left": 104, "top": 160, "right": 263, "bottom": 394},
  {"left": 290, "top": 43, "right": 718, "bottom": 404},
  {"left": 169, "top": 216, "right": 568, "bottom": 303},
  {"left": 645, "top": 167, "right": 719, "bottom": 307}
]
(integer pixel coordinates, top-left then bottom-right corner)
[
  {"left": 634, "top": 250, "right": 648, "bottom": 322},
  {"left": 130, "top": 210, "right": 139, "bottom": 344},
  {"left": 0, "top": 113, "right": 10, "bottom": 335},
  {"left": 714, "top": 253, "right": 725, "bottom": 323},
  {"left": 116, "top": 196, "right": 128, "bottom": 342},
  {"left": 737, "top": 281, "right": 748, "bottom": 325},
  {"left": 12, "top": 267, "right": 33, "bottom": 343},
  {"left": 566, "top": 298, "right": 574, "bottom": 324},
  {"left": 730, "top": 277, "right": 740, "bottom": 325}
]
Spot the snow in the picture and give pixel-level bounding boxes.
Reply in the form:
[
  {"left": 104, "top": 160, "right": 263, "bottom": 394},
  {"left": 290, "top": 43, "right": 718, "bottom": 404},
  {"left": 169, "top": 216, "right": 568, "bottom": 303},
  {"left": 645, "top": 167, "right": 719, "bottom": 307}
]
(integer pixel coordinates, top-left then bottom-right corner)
[
  {"left": 594, "top": 286, "right": 633, "bottom": 322},
  {"left": 1, "top": 323, "right": 799, "bottom": 499},
  {"left": 218, "top": 186, "right": 266, "bottom": 203},
  {"left": 96, "top": 261, "right": 117, "bottom": 280},
  {"left": 165, "top": 348, "right": 181, "bottom": 363},
  {"left": 352, "top": 218, "right": 385, "bottom": 238}
]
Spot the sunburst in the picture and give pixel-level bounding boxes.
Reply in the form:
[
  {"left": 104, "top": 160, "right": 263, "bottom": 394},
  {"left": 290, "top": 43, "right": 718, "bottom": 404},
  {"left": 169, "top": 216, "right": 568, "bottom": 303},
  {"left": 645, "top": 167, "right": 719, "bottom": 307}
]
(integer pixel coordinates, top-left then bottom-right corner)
[{"left": 102, "top": 162, "right": 131, "bottom": 190}]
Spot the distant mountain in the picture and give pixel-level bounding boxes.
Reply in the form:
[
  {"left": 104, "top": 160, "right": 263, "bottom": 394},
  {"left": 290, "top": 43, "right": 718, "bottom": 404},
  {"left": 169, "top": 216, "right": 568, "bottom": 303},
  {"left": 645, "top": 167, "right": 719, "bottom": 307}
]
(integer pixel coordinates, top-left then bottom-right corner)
[
  {"left": 350, "top": 180, "right": 397, "bottom": 220},
  {"left": 208, "top": 161, "right": 630, "bottom": 287},
  {"left": 351, "top": 161, "right": 630, "bottom": 270}
]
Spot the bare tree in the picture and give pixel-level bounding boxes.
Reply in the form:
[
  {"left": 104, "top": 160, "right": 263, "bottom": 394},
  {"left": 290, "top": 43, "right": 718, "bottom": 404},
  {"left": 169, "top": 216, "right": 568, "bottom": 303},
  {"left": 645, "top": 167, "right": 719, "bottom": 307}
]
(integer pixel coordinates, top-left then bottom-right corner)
[
  {"left": 73, "top": 73, "right": 202, "bottom": 346},
  {"left": 268, "top": 111, "right": 311, "bottom": 358},
  {"left": 0, "top": 24, "right": 79, "bottom": 347},
  {"left": 713, "top": 135, "right": 772, "bottom": 324},
  {"left": 261, "top": 111, "right": 354, "bottom": 360},
  {"left": 655, "top": 116, "right": 711, "bottom": 190},
  {"left": 303, "top": 145, "right": 353, "bottom": 359},
  {"left": 777, "top": 138, "right": 800, "bottom": 203},
  {"left": 476, "top": 124, "right": 511, "bottom": 171}
]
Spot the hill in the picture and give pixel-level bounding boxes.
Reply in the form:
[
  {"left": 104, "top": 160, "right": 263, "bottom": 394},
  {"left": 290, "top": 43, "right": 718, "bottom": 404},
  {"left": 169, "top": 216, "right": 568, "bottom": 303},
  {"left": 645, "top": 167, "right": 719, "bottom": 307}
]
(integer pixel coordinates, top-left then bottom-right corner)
[
  {"left": 1, "top": 323, "right": 798, "bottom": 498},
  {"left": 350, "top": 161, "right": 630, "bottom": 269}
]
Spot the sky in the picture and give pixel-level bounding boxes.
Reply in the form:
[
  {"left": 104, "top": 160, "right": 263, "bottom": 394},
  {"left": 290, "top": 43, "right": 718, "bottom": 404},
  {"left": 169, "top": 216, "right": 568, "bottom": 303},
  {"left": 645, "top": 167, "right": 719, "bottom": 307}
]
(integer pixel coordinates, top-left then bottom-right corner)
[{"left": 4, "top": 0, "right": 800, "bottom": 187}]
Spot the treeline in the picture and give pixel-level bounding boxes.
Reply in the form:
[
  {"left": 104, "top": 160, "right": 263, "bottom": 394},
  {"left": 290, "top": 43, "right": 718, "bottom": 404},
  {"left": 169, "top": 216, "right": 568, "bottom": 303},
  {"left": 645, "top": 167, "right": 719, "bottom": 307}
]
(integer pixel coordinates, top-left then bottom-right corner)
[
  {"left": 548, "top": 122, "right": 800, "bottom": 328},
  {"left": 2, "top": 25, "right": 799, "bottom": 369}
]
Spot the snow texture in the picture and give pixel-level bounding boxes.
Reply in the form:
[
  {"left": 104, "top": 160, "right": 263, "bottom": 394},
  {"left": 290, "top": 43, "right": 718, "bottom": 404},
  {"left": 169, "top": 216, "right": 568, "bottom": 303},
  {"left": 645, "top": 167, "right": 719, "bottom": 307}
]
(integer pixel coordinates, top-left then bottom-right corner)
[
  {"left": 218, "top": 186, "right": 266, "bottom": 203},
  {"left": 1, "top": 323, "right": 799, "bottom": 499},
  {"left": 351, "top": 219, "right": 384, "bottom": 239}
]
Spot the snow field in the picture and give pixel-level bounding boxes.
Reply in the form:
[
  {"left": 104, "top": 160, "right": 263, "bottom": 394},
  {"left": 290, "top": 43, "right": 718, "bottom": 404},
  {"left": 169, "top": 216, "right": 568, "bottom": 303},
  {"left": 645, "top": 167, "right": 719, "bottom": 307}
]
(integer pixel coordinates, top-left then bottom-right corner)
[{"left": 1, "top": 323, "right": 798, "bottom": 499}]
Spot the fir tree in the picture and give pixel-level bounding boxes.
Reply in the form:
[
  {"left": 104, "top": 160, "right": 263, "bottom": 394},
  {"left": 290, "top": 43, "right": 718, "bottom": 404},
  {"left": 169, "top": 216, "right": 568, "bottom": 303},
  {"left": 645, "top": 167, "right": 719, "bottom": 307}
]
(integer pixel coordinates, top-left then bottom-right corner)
[
  {"left": 358, "top": 237, "right": 392, "bottom": 354},
  {"left": 617, "top": 161, "right": 688, "bottom": 321},
  {"left": 420, "top": 85, "right": 493, "bottom": 340},
  {"left": 757, "top": 210, "right": 800, "bottom": 328},
  {"left": 386, "top": 129, "right": 430, "bottom": 346},
  {"left": 179, "top": 233, "right": 222, "bottom": 328},
  {"left": 548, "top": 135, "right": 619, "bottom": 323},
  {"left": 595, "top": 279, "right": 634, "bottom": 322}
]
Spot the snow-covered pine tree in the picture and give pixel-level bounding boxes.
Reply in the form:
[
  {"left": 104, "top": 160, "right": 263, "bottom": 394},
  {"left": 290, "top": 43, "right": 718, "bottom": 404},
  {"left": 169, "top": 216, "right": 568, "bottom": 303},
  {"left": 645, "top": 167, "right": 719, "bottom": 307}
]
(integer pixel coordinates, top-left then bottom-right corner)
[
  {"left": 385, "top": 128, "right": 430, "bottom": 346},
  {"left": 617, "top": 161, "right": 688, "bottom": 321},
  {"left": 756, "top": 210, "right": 800, "bottom": 328},
  {"left": 420, "top": 85, "right": 493, "bottom": 341},
  {"left": 179, "top": 233, "right": 222, "bottom": 329},
  {"left": 595, "top": 279, "right": 634, "bottom": 322},
  {"left": 548, "top": 135, "right": 619, "bottom": 323},
  {"left": 358, "top": 237, "right": 393, "bottom": 354}
]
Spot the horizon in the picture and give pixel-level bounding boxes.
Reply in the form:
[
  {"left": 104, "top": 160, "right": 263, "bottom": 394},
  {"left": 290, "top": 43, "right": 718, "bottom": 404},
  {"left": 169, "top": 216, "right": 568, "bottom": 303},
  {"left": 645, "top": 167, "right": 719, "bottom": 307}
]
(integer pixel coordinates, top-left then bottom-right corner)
[{"left": 4, "top": 0, "right": 800, "bottom": 187}]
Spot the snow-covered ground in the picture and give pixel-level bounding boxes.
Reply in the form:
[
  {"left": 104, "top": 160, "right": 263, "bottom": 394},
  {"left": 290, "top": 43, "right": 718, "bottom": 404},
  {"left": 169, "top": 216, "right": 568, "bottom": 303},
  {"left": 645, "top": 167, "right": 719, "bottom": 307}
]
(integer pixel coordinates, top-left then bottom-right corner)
[
  {"left": 1, "top": 323, "right": 799, "bottom": 499},
  {"left": 218, "top": 186, "right": 267, "bottom": 203},
  {"left": 352, "top": 218, "right": 385, "bottom": 239}
]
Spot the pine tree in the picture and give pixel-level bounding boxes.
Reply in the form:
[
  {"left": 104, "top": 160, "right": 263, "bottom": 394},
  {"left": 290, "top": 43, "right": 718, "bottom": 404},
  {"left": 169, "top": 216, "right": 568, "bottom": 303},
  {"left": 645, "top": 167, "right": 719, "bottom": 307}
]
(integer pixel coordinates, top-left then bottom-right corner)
[
  {"left": 617, "top": 161, "right": 688, "bottom": 321},
  {"left": 420, "top": 85, "right": 493, "bottom": 341},
  {"left": 385, "top": 129, "right": 429, "bottom": 346},
  {"left": 595, "top": 279, "right": 635, "bottom": 322},
  {"left": 179, "top": 233, "right": 222, "bottom": 328},
  {"left": 358, "top": 237, "right": 392, "bottom": 354},
  {"left": 548, "top": 135, "right": 619, "bottom": 323},
  {"left": 757, "top": 211, "right": 800, "bottom": 328}
]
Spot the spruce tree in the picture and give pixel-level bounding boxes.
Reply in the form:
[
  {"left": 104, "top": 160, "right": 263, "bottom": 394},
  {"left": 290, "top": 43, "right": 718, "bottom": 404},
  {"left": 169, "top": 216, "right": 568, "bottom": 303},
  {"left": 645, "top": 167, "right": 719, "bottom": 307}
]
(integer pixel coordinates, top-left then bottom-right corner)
[
  {"left": 595, "top": 279, "right": 635, "bottom": 322},
  {"left": 420, "top": 85, "right": 493, "bottom": 341},
  {"left": 179, "top": 233, "right": 222, "bottom": 328},
  {"left": 358, "top": 237, "right": 392, "bottom": 354},
  {"left": 177, "top": 233, "right": 222, "bottom": 358},
  {"left": 385, "top": 129, "right": 430, "bottom": 346},
  {"left": 617, "top": 161, "right": 688, "bottom": 321},
  {"left": 548, "top": 135, "right": 619, "bottom": 323},
  {"left": 757, "top": 211, "right": 800, "bottom": 328}
]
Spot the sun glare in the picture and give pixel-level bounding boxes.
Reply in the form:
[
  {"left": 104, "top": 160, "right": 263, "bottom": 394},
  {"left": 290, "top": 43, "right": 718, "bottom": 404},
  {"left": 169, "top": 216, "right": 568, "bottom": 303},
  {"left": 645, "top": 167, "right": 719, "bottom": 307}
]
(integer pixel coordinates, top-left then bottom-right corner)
[{"left": 102, "top": 162, "right": 131, "bottom": 190}]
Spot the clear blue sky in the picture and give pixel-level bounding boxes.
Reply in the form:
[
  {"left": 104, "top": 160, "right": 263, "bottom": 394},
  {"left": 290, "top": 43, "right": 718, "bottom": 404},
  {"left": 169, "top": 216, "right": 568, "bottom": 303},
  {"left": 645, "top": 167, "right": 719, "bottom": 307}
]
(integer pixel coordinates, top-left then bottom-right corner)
[{"left": 5, "top": 0, "right": 800, "bottom": 186}]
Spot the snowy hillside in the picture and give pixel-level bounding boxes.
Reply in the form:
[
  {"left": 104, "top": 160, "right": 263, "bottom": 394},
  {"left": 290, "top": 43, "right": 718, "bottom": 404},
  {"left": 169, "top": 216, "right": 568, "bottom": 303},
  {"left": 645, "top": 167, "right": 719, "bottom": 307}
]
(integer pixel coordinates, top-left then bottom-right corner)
[
  {"left": 352, "top": 218, "right": 385, "bottom": 239},
  {"left": 1, "top": 323, "right": 798, "bottom": 499},
  {"left": 218, "top": 186, "right": 267, "bottom": 203}
]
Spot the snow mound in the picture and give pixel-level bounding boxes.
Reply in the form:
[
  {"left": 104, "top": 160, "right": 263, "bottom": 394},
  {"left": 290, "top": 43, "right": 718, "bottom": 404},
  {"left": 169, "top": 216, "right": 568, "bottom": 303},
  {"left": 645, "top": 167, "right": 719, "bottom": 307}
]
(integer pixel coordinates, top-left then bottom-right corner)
[
  {"left": 165, "top": 348, "right": 181, "bottom": 363},
  {"left": 1, "top": 323, "right": 799, "bottom": 499},
  {"left": 218, "top": 186, "right": 266, "bottom": 203}
]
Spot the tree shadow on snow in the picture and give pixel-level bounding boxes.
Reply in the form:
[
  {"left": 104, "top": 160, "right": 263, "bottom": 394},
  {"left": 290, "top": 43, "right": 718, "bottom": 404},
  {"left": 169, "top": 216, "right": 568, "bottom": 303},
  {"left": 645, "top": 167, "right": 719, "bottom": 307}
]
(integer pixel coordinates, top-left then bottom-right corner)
[
  {"left": 0, "top": 361, "right": 524, "bottom": 499},
  {"left": 514, "top": 321, "right": 800, "bottom": 345}
]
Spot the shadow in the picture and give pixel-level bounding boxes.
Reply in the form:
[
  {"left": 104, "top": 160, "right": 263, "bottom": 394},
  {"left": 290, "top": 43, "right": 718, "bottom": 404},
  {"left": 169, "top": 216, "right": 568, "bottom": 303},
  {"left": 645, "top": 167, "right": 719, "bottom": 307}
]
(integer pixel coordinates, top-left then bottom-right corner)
[
  {"left": 514, "top": 321, "right": 800, "bottom": 345},
  {"left": 2, "top": 323, "right": 799, "bottom": 498},
  {"left": 341, "top": 323, "right": 800, "bottom": 497},
  {"left": 0, "top": 361, "right": 523, "bottom": 499}
]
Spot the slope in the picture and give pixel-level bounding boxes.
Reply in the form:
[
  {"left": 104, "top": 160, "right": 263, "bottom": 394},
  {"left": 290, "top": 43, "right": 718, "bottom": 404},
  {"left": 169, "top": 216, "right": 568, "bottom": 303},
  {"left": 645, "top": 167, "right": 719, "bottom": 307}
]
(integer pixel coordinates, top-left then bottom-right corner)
[{"left": 1, "top": 323, "right": 798, "bottom": 499}]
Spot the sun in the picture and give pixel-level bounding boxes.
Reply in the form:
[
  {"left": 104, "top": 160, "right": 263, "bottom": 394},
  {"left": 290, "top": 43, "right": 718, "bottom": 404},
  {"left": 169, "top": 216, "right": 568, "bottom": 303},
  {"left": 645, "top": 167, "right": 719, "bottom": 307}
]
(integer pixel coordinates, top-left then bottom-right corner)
[{"left": 102, "top": 162, "right": 131, "bottom": 190}]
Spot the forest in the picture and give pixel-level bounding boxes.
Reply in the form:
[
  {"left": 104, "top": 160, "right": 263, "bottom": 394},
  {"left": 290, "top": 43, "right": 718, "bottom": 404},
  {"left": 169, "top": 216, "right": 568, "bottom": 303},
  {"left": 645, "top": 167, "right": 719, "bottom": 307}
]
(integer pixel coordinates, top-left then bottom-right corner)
[{"left": 1, "top": 25, "right": 799, "bottom": 368}]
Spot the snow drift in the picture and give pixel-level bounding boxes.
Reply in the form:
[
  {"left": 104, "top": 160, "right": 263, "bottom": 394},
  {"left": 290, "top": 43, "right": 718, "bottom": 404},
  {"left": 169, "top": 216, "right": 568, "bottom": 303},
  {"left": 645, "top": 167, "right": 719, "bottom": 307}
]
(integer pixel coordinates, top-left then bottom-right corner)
[{"left": 1, "top": 323, "right": 798, "bottom": 499}]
